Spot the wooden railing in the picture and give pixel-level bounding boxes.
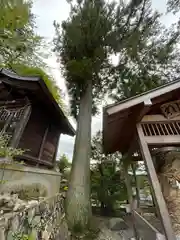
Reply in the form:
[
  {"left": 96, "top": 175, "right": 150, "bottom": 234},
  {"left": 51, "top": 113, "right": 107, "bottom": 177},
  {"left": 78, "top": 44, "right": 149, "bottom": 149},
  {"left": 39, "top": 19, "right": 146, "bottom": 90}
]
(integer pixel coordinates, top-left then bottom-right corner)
[
  {"left": 133, "top": 210, "right": 166, "bottom": 240},
  {"left": 16, "top": 154, "right": 54, "bottom": 168}
]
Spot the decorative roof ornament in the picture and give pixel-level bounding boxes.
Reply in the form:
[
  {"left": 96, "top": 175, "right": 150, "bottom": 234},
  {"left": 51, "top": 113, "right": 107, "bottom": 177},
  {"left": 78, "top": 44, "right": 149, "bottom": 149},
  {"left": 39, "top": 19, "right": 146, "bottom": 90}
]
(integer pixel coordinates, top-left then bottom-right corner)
[{"left": 161, "top": 100, "right": 180, "bottom": 119}]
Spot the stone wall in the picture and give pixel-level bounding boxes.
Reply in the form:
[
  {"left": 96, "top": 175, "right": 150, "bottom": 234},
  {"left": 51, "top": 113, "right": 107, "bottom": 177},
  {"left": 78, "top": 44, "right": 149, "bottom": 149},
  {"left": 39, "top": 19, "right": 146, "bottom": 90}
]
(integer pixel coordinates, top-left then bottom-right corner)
[
  {"left": 0, "top": 193, "right": 70, "bottom": 240},
  {"left": 0, "top": 161, "right": 61, "bottom": 198}
]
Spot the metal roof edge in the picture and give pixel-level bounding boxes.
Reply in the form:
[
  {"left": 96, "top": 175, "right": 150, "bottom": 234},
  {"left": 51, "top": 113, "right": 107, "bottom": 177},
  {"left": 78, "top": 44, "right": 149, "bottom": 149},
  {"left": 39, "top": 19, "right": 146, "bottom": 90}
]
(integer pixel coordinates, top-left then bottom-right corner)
[
  {"left": 104, "top": 79, "right": 180, "bottom": 113},
  {"left": 105, "top": 79, "right": 180, "bottom": 115},
  {"left": 0, "top": 68, "right": 39, "bottom": 81}
]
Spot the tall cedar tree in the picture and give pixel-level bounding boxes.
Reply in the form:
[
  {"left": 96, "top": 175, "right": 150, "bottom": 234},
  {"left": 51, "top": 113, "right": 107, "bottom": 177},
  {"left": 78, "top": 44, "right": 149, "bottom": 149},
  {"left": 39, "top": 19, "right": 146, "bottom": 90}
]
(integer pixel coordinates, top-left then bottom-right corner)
[
  {"left": 54, "top": 0, "right": 118, "bottom": 229},
  {"left": 0, "top": 0, "right": 44, "bottom": 68},
  {"left": 53, "top": 0, "right": 180, "bottom": 229}
]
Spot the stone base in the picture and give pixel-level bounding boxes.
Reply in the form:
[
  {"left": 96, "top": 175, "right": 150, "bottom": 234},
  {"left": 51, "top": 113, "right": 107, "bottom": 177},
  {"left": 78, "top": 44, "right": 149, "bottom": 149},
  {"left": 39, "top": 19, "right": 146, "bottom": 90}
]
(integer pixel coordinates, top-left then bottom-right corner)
[{"left": 0, "top": 160, "right": 61, "bottom": 198}]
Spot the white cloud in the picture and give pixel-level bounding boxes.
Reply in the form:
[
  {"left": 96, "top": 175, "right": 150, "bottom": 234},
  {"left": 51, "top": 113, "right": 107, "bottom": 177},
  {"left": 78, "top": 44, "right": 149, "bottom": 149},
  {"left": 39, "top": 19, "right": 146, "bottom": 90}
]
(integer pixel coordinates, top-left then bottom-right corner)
[
  {"left": 32, "top": 0, "right": 179, "bottom": 161},
  {"left": 58, "top": 113, "right": 102, "bottom": 161},
  {"left": 58, "top": 135, "right": 75, "bottom": 160},
  {"left": 32, "top": 0, "right": 70, "bottom": 39}
]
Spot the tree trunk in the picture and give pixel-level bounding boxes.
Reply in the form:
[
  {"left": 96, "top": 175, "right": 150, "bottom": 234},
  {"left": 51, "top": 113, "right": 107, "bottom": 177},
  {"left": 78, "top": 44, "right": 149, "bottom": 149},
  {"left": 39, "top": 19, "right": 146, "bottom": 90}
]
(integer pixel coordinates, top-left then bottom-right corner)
[
  {"left": 123, "top": 163, "right": 133, "bottom": 211},
  {"left": 131, "top": 163, "right": 140, "bottom": 208},
  {"left": 157, "top": 151, "right": 180, "bottom": 237},
  {"left": 100, "top": 202, "right": 105, "bottom": 215},
  {"left": 123, "top": 163, "right": 139, "bottom": 239},
  {"left": 66, "top": 81, "right": 92, "bottom": 231}
]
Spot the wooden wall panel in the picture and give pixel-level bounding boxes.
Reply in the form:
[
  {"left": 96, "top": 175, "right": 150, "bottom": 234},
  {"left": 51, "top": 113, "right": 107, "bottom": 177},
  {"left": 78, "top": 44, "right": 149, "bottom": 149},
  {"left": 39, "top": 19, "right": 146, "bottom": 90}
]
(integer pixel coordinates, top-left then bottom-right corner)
[
  {"left": 41, "top": 124, "right": 59, "bottom": 163},
  {"left": 18, "top": 106, "right": 48, "bottom": 158}
]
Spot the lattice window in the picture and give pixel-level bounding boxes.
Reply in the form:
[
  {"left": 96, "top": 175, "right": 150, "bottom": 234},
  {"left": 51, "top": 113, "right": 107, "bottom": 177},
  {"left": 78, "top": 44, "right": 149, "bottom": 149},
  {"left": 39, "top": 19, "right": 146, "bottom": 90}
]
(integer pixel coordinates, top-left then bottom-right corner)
[
  {"left": 0, "top": 108, "right": 25, "bottom": 122},
  {"left": 141, "top": 122, "right": 180, "bottom": 136},
  {"left": 0, "top": 106, "right": 27, "bottom": 144}
]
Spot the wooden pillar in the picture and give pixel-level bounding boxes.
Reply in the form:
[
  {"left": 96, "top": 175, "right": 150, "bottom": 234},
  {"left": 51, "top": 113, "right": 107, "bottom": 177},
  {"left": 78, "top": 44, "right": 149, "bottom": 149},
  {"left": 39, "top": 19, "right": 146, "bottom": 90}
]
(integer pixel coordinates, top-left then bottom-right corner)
[
  {"left": 136, "top": 123, "right": 175, "bottom": 240},
  {"left": 10, "top": 105, "right": 31, "bottom": 148},
  {"left": 123, "top": 162, "right": 133, "bottom": 210}
]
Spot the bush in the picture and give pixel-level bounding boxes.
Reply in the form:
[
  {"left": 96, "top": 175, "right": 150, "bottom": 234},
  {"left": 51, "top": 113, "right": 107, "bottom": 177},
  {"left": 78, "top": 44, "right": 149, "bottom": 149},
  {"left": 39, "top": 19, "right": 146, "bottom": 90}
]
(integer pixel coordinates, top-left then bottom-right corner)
[{"left": 0, "top": 134, "right": 25, "bottom": 158}]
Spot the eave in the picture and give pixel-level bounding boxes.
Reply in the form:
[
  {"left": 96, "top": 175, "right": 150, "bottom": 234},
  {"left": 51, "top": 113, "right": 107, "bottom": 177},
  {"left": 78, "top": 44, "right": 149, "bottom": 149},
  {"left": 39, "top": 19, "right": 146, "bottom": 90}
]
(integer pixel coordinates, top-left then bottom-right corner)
[
  {"left": 103, "top": 79, "right": 180, "bottom": 154},
  {"left": 0, "top": 68, "right": 75, "bottom": 136}
]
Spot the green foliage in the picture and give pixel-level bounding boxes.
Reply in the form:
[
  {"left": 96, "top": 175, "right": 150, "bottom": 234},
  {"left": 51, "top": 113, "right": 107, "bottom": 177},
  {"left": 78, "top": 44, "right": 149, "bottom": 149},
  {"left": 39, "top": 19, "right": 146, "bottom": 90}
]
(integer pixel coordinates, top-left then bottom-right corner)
[
  {"left": 137, "top": 174, "right": 149, "bottom": 189},
  {"left": 91, "top": 132, "right": 127, "bottom": 214},
  {"left": 0, "top": 0, "right": 30, "bottom": 28},
  {"left": 12, "top": 232, "right": 34, "bottom": 240},
  {"left": 10, "top": 64, "right": 67, "bottom": 111},
  {"left": 0, "top": 134, "right": 25, "bottom": 158},
  {"left": 58, "top": 154, "right": 71, "bottom": 192},
  {"left": 108, "top": 0, "right": 180, "bottom": 101},
  {"left": 167, "top": 0, "right": 180, "bottom": 13},
  {"left": 0, "top": 0, "right": 44, "bottom": 68},
  {"left": 54, "top": 0, "right": 180, "bottom": 115},
  {"left": 58, "top": 154, "right": 71, "bottom": 173}
]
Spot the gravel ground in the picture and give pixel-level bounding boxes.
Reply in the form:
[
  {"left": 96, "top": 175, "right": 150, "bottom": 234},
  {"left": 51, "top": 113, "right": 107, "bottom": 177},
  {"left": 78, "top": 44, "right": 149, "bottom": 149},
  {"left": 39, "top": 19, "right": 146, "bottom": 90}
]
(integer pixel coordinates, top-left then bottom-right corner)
[
  {"left": 143, "top": 214, "right": 163, "bottom": 233},
  {"left": 93, "top": 214, "right": 164, "bottom": 240},
  {"left": 94, "top": 216, "right": 131, "bottom": 240}
]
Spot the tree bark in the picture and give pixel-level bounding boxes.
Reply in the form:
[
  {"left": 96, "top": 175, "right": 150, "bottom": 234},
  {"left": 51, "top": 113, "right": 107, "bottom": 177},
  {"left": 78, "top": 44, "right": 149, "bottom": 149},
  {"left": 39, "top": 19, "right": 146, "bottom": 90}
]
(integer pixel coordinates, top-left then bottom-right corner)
[
  {"left": 123, "top": 162, "right": 139, "bottom": 239},
  {"left": 66, "top": 81, "right": 92, "bottom": 230},
  {"left": 131, "top": 163, "right": 140, "bottom": 208},
  {"left": 123, "top": 163, "right": 133, "bottom": 211}
]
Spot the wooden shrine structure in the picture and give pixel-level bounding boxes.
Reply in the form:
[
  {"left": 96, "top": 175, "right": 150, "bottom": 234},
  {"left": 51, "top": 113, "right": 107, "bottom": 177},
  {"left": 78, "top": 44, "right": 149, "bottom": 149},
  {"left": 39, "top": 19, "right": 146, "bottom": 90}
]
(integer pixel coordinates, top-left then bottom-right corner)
[
  {"left": 102, "top": 80, "right": 180, "bottom": 240},
  {"left": 0, "top": 68, "right": 75, "bottom": 168}
]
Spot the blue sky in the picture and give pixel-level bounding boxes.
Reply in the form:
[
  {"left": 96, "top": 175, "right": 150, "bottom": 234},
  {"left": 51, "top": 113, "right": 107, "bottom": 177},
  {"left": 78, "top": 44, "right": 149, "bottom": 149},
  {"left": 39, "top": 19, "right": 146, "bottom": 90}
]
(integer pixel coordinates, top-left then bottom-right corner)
[{"left": 32, "top": 0, "right": 179, "bottom": 160}]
